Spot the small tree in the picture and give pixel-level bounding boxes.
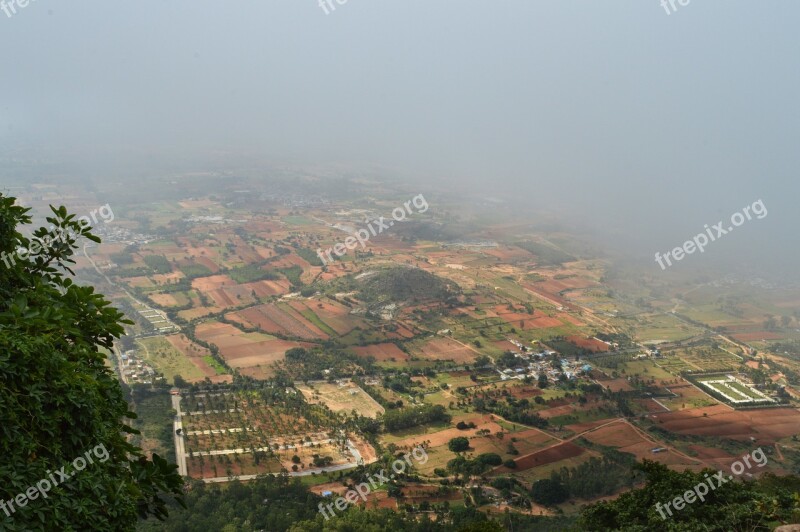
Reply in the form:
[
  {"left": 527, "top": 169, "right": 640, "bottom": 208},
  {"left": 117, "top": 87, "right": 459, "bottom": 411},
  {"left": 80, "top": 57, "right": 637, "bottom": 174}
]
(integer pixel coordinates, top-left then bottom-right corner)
[{"left": 448, "top": 437, "right": 470, "bottom": 453}]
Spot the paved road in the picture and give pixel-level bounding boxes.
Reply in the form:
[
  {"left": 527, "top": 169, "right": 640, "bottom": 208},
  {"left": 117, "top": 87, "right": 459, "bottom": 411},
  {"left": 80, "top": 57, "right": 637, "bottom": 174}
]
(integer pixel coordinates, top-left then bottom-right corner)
[
  {"left": 189, "top": 438, "right": 335, "bottom": 457},
  {"left": 171, "top": 394, "right": 188, "bottom": 476},
  {"left": 200, "top": 439, "right": 372, "bottom": 483}
]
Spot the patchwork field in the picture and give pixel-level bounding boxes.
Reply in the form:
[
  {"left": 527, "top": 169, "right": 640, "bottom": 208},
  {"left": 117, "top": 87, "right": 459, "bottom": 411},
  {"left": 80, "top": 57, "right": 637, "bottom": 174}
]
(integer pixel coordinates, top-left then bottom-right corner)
[
  {"left": 296, "top": 381, "right": 385, "bottom": 419},
  {"left": 164, "top": 333, "right": 233, "bottom": 383},
  {"left": 410, "top": 337, "right": 477, "bottom": 362},
  {"left": 351, "top": 343, "right": 410, "bottom": 362},
  {"left": 652, "top": 404, "right": 800, "bottom": 444},
  {"left": 228, "top": 303, "right": 329, "bottom": 340},
  {"left": 137, "top": 336, "right": 206, "bottom": 383},
  {"left": 579, "top": 421, "right": 700, "bottom": 468},
  {"left": 194, "top": 321, "right": 311, "bottom": 377},
  {"left": 507, "top": 441, "right": 586, "bottom": 470}
]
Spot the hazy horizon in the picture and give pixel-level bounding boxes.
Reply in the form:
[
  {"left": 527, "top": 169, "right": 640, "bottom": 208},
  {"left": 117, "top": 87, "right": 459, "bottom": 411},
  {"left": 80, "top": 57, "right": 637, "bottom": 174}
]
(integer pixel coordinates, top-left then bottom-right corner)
[{"left": 2, "top": 1, "right": 798, "bottom": 279}]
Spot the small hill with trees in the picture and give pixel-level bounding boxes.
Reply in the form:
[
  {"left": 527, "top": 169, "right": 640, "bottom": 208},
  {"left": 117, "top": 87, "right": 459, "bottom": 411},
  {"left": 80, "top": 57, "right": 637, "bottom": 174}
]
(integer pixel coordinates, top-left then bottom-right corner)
[{"left": 326, "top": 266, "right": 461, "bottom": 308}]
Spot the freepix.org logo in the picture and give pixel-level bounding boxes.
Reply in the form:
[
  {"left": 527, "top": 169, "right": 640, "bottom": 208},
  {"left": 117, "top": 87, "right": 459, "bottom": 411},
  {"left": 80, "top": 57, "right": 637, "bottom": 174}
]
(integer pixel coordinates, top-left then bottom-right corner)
[
  {"left": 316, "top": 194, "right": 428, "bottom": 266},
  {"left": 318, "top": 446, "right": 428, "bottom": 520},
  {"left": 1, "top": 444, "right": 110, "bottom": 519},
  {"left": 654, "top": 200, "right": 767, "bottom": 271},
  {"left": 1, "top": 0, "right": 37, "bottom": 19},
  {"left": 654, "top": 447, "right": 767, "bottom": 520},
  {"left": 0, "top": 203, "right": 115, "bottom": 269}
]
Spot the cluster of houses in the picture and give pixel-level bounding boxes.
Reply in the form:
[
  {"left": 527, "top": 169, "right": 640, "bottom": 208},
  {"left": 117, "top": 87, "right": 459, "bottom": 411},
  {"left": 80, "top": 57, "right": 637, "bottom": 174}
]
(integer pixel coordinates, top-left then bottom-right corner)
[
  {"left": 499, "top": 338, "right": 593, "bottom": 383},
  {"left": 120, "top": 350, "right": 159, "bottom": 385},
  {"left": 93, "top": 225, "right": 154, "bottom": 246}
]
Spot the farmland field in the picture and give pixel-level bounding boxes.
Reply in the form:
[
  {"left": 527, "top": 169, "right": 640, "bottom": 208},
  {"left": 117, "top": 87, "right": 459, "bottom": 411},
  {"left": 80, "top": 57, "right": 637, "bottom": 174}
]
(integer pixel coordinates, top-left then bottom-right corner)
[
  {"left": 296, "top": 381, "right": 385, "bottom": 418},
  {"left": 137, "top": 336, "right": 205, "bottom": 383}
]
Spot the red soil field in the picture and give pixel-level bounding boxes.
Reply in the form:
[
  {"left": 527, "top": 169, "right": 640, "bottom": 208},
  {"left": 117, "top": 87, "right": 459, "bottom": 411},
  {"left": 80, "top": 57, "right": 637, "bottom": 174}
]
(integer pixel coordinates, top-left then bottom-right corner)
[
  {"left": 202, "top": 279, "right": 291, "bottom": 308},
  {"left": 510, "top": 442, "right": 585, "bottom": 470},
  {"left": 192, "top": 274, "right": 236, "bottom": 291},
  {"left": 183, "top": 246, "right": 221, "bottom": 264},
  {"left": 597, "top": 377, "right": 634, "bottom": 392},
  {"left": 493, "top": 340, "right": 520, "bottom": 352},
  {"left": 224, "top": 339, "right": 307, "bottom": 366},
  {"left": 636, "top": 398, "right": 670, "bottom": 414},
  {"left": 412, "top": 337, "right": 476, "bottom": 362},
  {"left": 526, "top": 316, "right": 565, "bottom": 328},
  {"left": 652, "top": 405, "right": 800, "bottom": 444},
  {"left": 384, "top": 323, "right": 417, "bottom": 339},
  {"left": 537, "top": 405, "right": 576, "bottom": 419},
  {"left": 565, "top": 336, "right": 610, "bottom": 353},
  {"left": 520, "top": 283, "right": 583, "bottom": 312},
  {"left": 149, "top": 293, "right": 180, "bottom": 307},
  {"left": 507, "top": 386, "right": 544, "bottom": 399},
  {"left": 229, "top": 304, "right": 328, "bottom": 340},
  {"left": 484, "top": 247, "right": 536, "bottom": 262},
  {"left": 271, "top": 254, "right": 313, "bottom": 270},
  {"left": 352, "top": 343, "right": 409, "bottom": 362},
  {"left": 493, "top": 306, "right": 565, "bottom": 329},
  {"left": 558, "top": 313, "right": 586, "bottom": 326},
  {"left": 581, "top": 422, "right": 698, "bottom": 467},
  {"left": 228, "top": 240, "right": 263, "bottom": 264},
  {"left": 730, "top": 331, "right": 784, "bottom": 341},
  {"left": 288, "top": 299, "right": 364, "bottom": 336},
  {"left": 194, "top": 321, "right": 312, "bottom": 369},
  {"left": 535, "top": 276, "right": 595, "bottom": 295},
  {"left": 194, "top": 256, "right": 220, "bottom": 273},
  {"left": 566, "top": 418, "right": 620, "bottom": 433}
]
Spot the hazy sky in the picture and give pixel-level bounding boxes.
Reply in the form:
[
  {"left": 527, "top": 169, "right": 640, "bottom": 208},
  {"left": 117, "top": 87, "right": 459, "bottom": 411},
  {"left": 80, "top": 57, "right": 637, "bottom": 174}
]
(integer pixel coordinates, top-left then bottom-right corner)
[{"left": 2, "top": 1, "right": 798, "bottom": 277}]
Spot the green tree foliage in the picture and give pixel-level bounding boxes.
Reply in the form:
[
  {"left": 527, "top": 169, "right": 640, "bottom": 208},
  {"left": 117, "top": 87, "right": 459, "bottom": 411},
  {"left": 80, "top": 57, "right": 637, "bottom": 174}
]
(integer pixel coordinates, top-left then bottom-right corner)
[
  {"left": 143, "top": 254, "right": 173, "bottom": 274},
  {"left": 281, "top": 345, "right": 375, "bottom": 381},
  {"left": 325, "top": 266, "right": 461, "bottom": 307},
  {"left": 579, "top": 460, "right": 800, "bottom": 531},
  {"left": 447, "top": 454, "right": 503, "bottom": 476},
  {"left": 497, "top": 351, "right": 524, "bottom": 368},
  {"left": 537, "top": 373, "right": 549, "bottom": 388},
  {"left": 383, "top": 404, "right": 451, "bottom": 432},
  {"left": 472, "top": 394, "right": 548, "bottom": 429},
  {"left": 530, "top": 478, "right": 569, "bottom": 506},
  {"left": 0, "top": 196, "right": 184, "bottom": 531},
  {"left": 548, "top": 449, "right": 638, "bottom": 500},
  {"left": 142, "top": 475, "right": 512, "bottom": 531},
  {"left": 448, "top": 437, "right": 470, "bottom": 453}
]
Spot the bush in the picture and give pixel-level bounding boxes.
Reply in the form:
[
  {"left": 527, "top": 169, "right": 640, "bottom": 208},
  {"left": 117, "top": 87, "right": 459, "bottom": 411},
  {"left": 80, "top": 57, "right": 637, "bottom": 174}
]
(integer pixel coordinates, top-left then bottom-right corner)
[
  {"left": 477, "top": 453, "right": 502, "bottom": 466},
  {"left": 448, "top": 436, "right": 470, "bottom": 453}
]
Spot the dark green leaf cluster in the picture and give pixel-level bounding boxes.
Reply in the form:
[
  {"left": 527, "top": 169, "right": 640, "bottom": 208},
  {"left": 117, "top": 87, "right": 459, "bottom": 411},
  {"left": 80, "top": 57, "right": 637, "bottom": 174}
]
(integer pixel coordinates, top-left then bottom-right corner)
[{"left": 0, "top": 195, "right": 184, "bottom": 531}]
